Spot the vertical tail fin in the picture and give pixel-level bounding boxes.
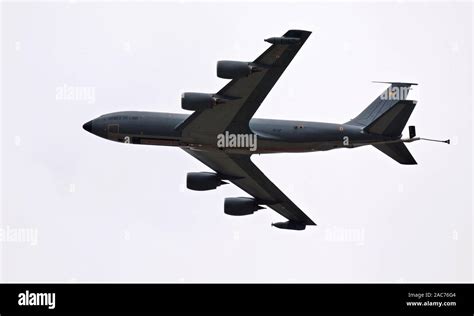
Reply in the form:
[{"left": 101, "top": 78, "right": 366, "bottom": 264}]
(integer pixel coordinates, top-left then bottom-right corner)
[{"left": 347, "top": 82, "right": 417, "bottom": 127}]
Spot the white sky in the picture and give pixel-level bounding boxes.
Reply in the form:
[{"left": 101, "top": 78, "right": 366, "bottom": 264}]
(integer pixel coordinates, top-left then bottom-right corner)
[{"left": 1, "top": 1, "right": 472, "bottom": 282}]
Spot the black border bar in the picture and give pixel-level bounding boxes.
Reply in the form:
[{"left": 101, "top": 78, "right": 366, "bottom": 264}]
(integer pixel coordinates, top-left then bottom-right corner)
[{"left": 0, "top": 283, "right": 473, "bottom": 315}]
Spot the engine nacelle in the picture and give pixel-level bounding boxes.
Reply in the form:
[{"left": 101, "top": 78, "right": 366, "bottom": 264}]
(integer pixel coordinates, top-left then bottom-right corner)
[
  {"left": 187, "top": 172, "right": 226, "bottom": 191},
  {"left": 272, "top": 221, "right": 306, "bottom": 230},
  {"left": 181, "top": 92, "right": 218, "bottom": 111},
  {"left": 264, "top": 36, "right": 300, "bottom": 45},
  {"left": 217, "top": 61, "right": 260, "bottom": 79},
  {"left": 224, "top": 197, "right": 263, "bottom": 216}
]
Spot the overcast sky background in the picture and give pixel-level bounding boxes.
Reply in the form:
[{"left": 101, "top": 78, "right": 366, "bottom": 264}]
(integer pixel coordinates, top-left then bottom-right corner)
[{"left": 1, "top": 1, "right": 472, "bottom": 282}]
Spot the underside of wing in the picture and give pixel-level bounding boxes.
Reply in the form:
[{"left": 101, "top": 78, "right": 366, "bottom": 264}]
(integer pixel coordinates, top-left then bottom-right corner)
[
  {"left": 178, "top": 30, "right": 315, "bottom": 230},
  {"left": 183, "top": 148, "right": 316, "bottom": 228},
  {"left": 177, "top": 30, "right": 312, "bottom": 140}
]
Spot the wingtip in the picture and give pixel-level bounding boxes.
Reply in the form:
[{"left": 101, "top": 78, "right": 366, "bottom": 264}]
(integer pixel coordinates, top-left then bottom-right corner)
[
  {"left": 283, "top": 29, "right": 312, "bottom": 38},
  {"left": 305, "top": 217, "right": 317, "bottom": 226}
]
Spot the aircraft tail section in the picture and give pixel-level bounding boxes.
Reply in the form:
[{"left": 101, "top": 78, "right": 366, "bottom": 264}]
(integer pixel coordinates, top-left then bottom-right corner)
[
  {"left": 347, "top": 82, "right": 416, "bottom": 127},
  {"left": 347, "top": 82, "right": 418, "bottom": 165},
  {"left": 373, "top": 142, "right": 417, "bottom": 165},
  {"left": 365, "top": 99, "right": 417, "bottom": 164},
  {"left": 364, "top": 100, "right": 416, "bottom": 137}
]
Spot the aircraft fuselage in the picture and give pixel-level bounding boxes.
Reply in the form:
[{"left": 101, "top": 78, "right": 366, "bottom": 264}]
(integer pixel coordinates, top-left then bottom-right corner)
[{"left": 83, "top": 111, "right": 399, "bottom": 154}]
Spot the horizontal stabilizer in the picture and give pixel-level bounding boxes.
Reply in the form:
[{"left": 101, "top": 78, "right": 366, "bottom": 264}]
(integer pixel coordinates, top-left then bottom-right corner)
[
  {"left": 372, "top": 81, "right": 418, "bottom": 86},
  {"left": 364, "top": 100, "right": 416, "bottom": 136},
  {"left": 373, "top": 142, "right": 417, "bottom": 165}
]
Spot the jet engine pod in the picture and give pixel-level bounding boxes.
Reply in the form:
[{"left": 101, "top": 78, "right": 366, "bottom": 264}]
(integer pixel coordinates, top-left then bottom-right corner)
[
  {"left": 224, "top": 197, "right": 264, "bottom": 216},
  {"left": 181, "top": 92, "right": 217, "bottom": 111},
  {"left": 217, "top": 61, "right": 258, "bottom": 79},
  {"left": 264, "top": 37, "right": 300, "bottom": 45},
  {"left": 186, "top": 172, "right": 226, "bottom": 191},
  {"left": 272, "top": 221, "right": 306, "bottom": 230}
]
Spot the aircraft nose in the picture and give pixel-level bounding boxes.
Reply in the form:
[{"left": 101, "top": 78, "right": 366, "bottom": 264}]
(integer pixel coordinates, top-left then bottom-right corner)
[{"left": 83, "top": 120, "right": 93, "bottom": 133}]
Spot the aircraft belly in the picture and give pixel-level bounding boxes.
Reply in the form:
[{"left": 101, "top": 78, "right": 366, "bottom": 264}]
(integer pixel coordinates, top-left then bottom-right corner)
[{"left": 255, "top": 139, "right": 339, "bottom": 153}]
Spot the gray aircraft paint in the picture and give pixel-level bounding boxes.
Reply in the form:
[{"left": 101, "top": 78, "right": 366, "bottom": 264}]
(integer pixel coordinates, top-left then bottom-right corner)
[
  {"left": 83, "top": 111, "right": 393, "bottom": 154},
  {"left": 83, "top": 30, "right": 447, "bottom": 230}
]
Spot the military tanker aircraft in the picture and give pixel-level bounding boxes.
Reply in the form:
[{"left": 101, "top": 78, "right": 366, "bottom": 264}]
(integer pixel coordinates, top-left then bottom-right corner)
[{"left": 83, "top": 30, "right": 449, "bottom": 230}]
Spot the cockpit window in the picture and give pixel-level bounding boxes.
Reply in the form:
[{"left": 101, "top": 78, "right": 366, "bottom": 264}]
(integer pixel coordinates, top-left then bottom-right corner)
[
  {"left": 107, "top": 116, "right": 129, "bottom": 121},
  {"left": 108, "top": 124, "right": 119, "bottom": 133}
]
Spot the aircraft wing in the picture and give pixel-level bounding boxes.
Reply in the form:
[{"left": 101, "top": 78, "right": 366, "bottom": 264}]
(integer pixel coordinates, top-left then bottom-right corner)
[
  {"left": 177, "top": 29, "right": 311, "bottom": 138},
  {"left": 183, "top": 148, "right": 316, "bottom": 226}
]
